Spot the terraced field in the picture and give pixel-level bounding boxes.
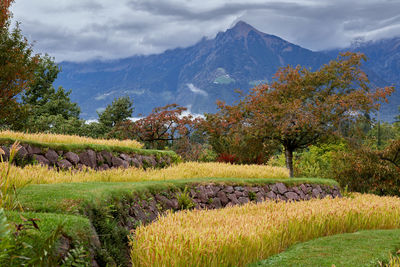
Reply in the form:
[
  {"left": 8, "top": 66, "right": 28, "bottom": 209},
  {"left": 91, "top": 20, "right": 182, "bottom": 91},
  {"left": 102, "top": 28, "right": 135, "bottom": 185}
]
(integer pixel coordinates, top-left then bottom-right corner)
[{"left": 1, "top": 131, "right": 399, "bottom": 266}]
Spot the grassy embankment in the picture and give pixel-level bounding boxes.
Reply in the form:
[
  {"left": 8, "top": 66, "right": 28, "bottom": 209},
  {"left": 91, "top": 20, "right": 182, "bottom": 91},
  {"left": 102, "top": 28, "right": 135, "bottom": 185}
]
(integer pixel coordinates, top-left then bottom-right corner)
[{"left": 130, "top": 194, "right": 400, "bottom": 267}]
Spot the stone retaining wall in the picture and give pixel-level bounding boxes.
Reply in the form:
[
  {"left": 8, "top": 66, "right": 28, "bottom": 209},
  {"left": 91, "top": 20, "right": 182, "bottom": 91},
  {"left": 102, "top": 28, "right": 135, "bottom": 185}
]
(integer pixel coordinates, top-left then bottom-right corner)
[
  {"left": 0, "top": 143, "right": 173, "bottom": 170},
  {"left": 118, "top": 182, "right": 341, "bottom": 229}
]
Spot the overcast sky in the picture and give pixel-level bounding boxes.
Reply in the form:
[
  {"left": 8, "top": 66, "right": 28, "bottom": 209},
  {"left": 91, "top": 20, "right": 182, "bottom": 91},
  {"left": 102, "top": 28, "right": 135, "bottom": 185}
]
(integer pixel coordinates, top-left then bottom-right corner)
[{"left": 11, "top": 0, "right": 400, "bottom": 62}]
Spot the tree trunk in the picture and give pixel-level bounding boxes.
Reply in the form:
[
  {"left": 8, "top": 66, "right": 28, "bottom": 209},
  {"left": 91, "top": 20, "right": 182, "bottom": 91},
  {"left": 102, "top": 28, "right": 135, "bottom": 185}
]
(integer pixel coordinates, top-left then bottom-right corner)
[{"left": 285, "top": 147, "right": 294, "bottom": 178}]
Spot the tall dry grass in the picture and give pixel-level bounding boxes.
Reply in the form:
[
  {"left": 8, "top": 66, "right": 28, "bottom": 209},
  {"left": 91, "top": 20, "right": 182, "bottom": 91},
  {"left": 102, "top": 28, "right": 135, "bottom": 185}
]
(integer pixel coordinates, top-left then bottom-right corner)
[
  {"left": 130, "top": 194, "right": 400, "bottom": 267},
  {"left": 0, "top": 142, "right": 24, "bottom": 210},
  {"left": 0, "top": 130, "right": 143, "bottom": 149},
  {"left": 1, "top": 162, "right": 289, "bottom": 187}
]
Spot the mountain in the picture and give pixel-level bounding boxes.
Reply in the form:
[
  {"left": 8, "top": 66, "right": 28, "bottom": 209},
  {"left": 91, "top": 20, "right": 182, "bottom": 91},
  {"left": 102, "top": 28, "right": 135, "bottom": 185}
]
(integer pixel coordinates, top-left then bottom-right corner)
[
  {"left": 55, "top": 21, "right": 399, "bottom": 121},
  {"left": 55, "top": 21, "right": 330, "bottom": 119}
]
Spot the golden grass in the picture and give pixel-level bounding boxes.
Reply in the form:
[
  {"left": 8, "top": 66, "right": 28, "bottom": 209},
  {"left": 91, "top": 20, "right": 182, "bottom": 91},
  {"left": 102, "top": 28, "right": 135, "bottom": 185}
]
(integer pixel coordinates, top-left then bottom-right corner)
[
  {"left": 1, "top": 162, "right": 289, "bottom": 187},
  {"left": 0, "top": 130, "right": 143, "bottom": 149},
  {"left": 130, "top": 194, "right": 400, "bottom": 267},
  {"left": 385, "top": 255, "right": 400, "bottom": 267}
]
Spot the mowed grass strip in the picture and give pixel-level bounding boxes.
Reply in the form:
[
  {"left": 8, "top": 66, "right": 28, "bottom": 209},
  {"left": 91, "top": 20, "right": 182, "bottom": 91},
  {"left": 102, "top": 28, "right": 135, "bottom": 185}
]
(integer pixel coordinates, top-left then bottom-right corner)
[
  {"left": 130, "top": 194, "right": 400, "bottom": 267},
  {"left": 18, "top": 178, "right": 335, "bottom": 214},
  {"left": 5, "top": 162, "right": 289, "bottom": 187},
  {"left": 0, "top": 130, "right": 143, "bottom": 149},
  {"left": 251, "top": 229, "right": 400, "bottom": 267}
]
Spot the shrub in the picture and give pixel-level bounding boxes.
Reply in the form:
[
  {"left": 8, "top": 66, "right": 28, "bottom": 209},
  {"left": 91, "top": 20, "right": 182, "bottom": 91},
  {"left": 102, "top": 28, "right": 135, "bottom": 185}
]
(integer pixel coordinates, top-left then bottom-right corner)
[
  {"left": 176, "top": 187, "right": 195, "bottom": 210},
  {"left": 294, "top": 142, "right": 348, "bottom": 178},
  {"left": 333, "top": 140, "right": 400, "bottom": 196}
]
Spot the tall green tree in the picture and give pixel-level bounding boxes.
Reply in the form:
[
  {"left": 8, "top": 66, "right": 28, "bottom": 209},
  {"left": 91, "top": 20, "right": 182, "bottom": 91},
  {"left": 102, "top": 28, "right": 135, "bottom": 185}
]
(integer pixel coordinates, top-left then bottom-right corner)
[
  {"left": 22, "top": 55, "right": 83, "bottom": 134},
  {"left": 98, "top": 96, "right": 134, "bottom": 128},
  {"left": 0, "top": 0, "right": 40, "bottom": 128},
  {"left": 79, "top": 96, "right": 134, "bottom": 138}
]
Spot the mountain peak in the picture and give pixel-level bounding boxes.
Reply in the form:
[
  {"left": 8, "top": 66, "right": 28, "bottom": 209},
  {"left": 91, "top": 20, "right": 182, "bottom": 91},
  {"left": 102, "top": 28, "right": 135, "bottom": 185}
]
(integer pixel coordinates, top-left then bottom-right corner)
[
  {"left": 232, "top": 20, "right": 254, "bottom": 30},
  {"left": 229, "top": 20, "right": 258, "bottom": 38}
]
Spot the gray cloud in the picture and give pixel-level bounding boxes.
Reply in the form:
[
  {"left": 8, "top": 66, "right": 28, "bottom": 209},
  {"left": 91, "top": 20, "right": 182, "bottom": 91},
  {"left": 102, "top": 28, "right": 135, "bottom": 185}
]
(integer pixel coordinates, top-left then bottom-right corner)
[{"left": 10, "top": 0, "right": 400, "bottom": 62}]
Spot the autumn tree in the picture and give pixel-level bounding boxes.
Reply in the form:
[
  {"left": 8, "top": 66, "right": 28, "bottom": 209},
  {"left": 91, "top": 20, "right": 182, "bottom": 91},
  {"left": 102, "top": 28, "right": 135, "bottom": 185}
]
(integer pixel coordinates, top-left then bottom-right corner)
[
  {"left": 0, "top": 0, "right": 40, "bottom": 127},
  {"left": 200, "top": 103, "right": 276, "bottom": 164},
  {"left": 111, "top": 104, "right": 199, "bottom": 150},
  {"left": 219, "top": 52, "right": 393, "bottom": 177}
]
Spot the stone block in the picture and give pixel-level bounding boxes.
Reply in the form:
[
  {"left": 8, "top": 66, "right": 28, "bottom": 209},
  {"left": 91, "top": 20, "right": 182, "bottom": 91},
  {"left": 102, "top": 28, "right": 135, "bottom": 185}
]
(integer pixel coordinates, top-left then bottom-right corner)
[
  {"left": 64, "top": 152, "right": 79, "bottom": 165},
  {"left": 57, "top": 159, "right": 73, "bottom": 169},
  {"left": 45, "top": 149, "right": 59, "bottom": 164},
  {"left": 34, "top": 154, "right": 50, "bottom": 166},
  {"left": 276, "top": 183, "right": 288, "bottom": 194}
]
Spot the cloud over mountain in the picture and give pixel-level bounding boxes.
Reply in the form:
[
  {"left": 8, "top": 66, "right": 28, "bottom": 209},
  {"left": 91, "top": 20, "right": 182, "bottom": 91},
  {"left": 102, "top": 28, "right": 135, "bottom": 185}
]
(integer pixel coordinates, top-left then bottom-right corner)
[{"left": 11, "top": 0, "right": 400, "bottom": 62}]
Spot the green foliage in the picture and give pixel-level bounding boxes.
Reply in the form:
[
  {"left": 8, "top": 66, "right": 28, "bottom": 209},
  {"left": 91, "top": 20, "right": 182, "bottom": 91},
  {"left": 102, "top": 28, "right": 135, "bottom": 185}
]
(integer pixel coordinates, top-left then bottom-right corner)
[
  {"left": 365, "top": 121, "right": 399, "bottom": 150},
  {"left": 28, "top": 224, "right": 64, "bottom": 267},
  {"left": 197, "top": 144, "right": 218, "bottom": 162},
  {"left": 61, "top": 242, "right": 91, "bottom": 267},
  {"left": 176, "top": 187, "right": 195, "bottom": 210},
  {"left": 0, "top": 208, "right": 13, "bottom": 264},
  {"left": 86, "top": 203, "right": 128, "bottom": 266},
  {"left": 248, "top": 191, "right": 256, "bottom": 201},
  {"left": 21, "top": 55, "right": 83, "bottom": 134},
  {"left": 79, "top": 121, "right": 110, "bottom": 139},
  {"left": 98, "top": 96, "right": 133, "bottom": 128},
  {"left": 268, "top": 153, "right": 286, "bottom": 167},
  {"left": 0, "top": 210, "right": 69, "bottom": 266},
  {"left": 294, "top": 142, "right": 348, "bottom": 178}
]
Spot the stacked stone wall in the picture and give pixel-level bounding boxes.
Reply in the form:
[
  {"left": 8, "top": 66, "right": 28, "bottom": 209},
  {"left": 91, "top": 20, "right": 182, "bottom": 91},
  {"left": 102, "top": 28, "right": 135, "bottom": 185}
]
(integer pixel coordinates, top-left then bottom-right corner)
[{"left": 0, "top": 143, "right": 173, "bottom": 170}]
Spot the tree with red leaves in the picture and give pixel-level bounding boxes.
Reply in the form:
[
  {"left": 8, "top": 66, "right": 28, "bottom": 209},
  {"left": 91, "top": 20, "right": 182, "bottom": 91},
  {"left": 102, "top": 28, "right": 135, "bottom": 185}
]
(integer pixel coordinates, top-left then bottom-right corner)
[
  {"left": 111, "top": 104, "right": 201, "bottom": 150},
  {"left": 216, "top": 52, "right": 394, "bottom": 177},
  {"left": 0, "top": 0, "right": 40, "bottom": 127}
]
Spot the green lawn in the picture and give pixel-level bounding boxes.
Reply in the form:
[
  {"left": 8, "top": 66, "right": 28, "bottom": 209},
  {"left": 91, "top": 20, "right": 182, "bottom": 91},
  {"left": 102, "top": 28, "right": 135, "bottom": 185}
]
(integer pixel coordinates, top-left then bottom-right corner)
[
  {"left": 251, "top": 229, "right": 400, "bottom": 267},
  {"left": 6, "top": 211, "right": 94, "bottom": 243}
]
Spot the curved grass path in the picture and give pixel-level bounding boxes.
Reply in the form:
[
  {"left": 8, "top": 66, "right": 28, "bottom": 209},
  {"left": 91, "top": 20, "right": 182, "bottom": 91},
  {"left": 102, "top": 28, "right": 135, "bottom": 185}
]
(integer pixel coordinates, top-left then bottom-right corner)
[{"left": 250, "top": 229, "right": 400, "bottom": 267}]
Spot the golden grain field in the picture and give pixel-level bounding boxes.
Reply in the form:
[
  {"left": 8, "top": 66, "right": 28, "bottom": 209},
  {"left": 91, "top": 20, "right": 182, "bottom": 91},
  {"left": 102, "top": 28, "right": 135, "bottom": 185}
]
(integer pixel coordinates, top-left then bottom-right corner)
[
  {"left": 130, "top": 194, "right": 400, "bottom": 267},
  {"left": 0, "top": 130, "right": 143, "bottom": 149},
  {"left": 1, "top": 162, "right": 289, "bottom": 187}
]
